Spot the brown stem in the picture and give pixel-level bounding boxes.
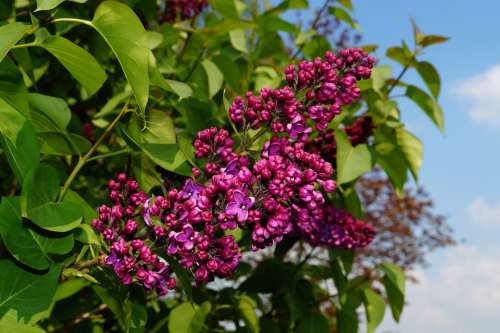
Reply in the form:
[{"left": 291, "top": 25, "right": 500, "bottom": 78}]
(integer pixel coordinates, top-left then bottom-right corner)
[{"left": 52, "top": 304, "right": 108, "bottom": 333}]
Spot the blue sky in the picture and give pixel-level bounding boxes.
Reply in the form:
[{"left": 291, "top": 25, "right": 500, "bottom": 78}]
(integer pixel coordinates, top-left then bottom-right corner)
[
  {"left": 307, "top": 0, "right": 500, "bottom": 331},
  {"left": 354, "top": 0, "right": 500, "bottom": 331}
]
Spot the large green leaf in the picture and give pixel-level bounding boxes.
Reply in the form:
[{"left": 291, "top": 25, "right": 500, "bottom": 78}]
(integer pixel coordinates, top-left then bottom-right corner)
[
  {"left": 168, "top": 302, "right": 210, "bottom": 333},
  {"left": 0, "top": 260, "right": 61, "bottom": 321},
  {"left": 27, "top": 201, "right": 82, "bottom": 233},
  {"left": 91, "top": 1, "right": 149, "bottom": 112},
  {"left": 201, "top": 59, "right": 224, "bottom": 99},
  {"left": 27, "top": 93, "right": 71, "bottom": 132},
  {"left": 0, "top": 23, "right": 30, "bottom": 62},
  {"left": 22, "top": 163, "right": 60, "bottom": 211},
  {"left": 0, "top": 320, "right": 45, "bottom": 333},
  {"left": 229, "top": 30, "right": 248, "bottom": 53},
  {"left": 374, "top": 127, "right": 407, "bottom": 194},
  {"left": 395, "top": 127, "right": 423, "bottom": 181},
  {"left": 336, "top": 130, "right": 373, "bottom": 184},
  {"left": 416, "top": 61, "right": 440, "bottom": 98},
  {"left": 363, "top": 288, "right": 385, "bottom": 333},
  {"left": 0, "top": 197, "right": 49, "bottom": 271},
  {"left": 36, "top": 0, "right": 87, "bottom": 11},
  {"left": 123, "top": 111, "right": 192, "bottom": 176},
  {"left": 38, "top": 35, "right": 106, "bottom": 96},
  {"left": 238, "top": 295, "right": 259, "bottom": 333},
  {"left": 379, "top": 263, "right": 405, "bottom": 322},
  {"left": 0, "top": 97, "right": 40, "bottom": 182},
  {"left": 405, "top": 85, "right": 444, "bottom": 131}
]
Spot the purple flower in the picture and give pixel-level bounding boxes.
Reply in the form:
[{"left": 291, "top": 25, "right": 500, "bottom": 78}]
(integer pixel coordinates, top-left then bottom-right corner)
[
  {"left": 226, "top": 191, "right": 255, "bottom": 222},
  {"left": 179, "top": 179, "right": 204, "bottom": 200}
]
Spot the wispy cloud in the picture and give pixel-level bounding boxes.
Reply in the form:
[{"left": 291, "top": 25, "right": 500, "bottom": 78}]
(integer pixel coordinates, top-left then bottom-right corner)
[
  {"left": 456, "top": 65, "right": 500, "bottom": 127},
  {"left": 379, "top": 245, "right": 500, "bottom": 333},
  {"left": 466, "top": 196, "right": 500, "bottom": 227}
]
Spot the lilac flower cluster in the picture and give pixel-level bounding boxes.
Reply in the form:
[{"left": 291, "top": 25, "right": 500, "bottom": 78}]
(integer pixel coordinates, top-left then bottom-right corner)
[
  {"left": 160, "top": 0, "right": 208, "bottom": 23},
  {"left": 296, "top": 205, "right": 375, "bottom": 248},
  {"left": 229, "top": 49, "right": 373, "bottom": 140},
  {"left": 92, "top": 174, "right": 176, "bottom": 295},
  {"left": 94, "top": 49, "right": 377, "bottom": 295}
]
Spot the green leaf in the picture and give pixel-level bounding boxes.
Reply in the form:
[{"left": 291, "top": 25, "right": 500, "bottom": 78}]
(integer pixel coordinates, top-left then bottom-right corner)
[
  {"left": 91, "top": 0, "right": 149, "bottom": 112},
  {"left": 418, "top": 34, "right": 450, "bottom": 48},
  {"left": 123, "top": 111, "right": 191, "bottom": 176},
  {"left": 374, "top": 127, "right": 407, "bottom": 194},
  {"left": 22, "top": 163, "right": 59, "bottom": 211},
  {"left": 37, "top": 36, "right": 106, "bottom": 96},
  {"left": 209, "top": 0, "right": 240, "bottom": 19},
  {"left": 363, "top": 288, "right": 385, "bottom": 333},
  {"left": 165, "top": 79, "right": 193, "bottom": 99},
  {"left": 337, "top": 308, "right": 358, "bottom": 333},
  {"left": 380, "top": 263, "right": 405, "bottom": 322},
  {"left": 0, "top": 260, "right": 61, "bottom": 321},
  {"left": 27, "top": 201, "right": 82, "bottom": 233},
  {"left": 258, "top": 15, "right": 296, "bottom": 33},
  {"left": 371, "top": 65, "right": 392, "bottom": 91},
  {"left": 395, "top": 127, "right": 423, "bottom": 181},
  {"left": 0, "top": 320, "right": 45, "bottom": 333},
  {"left": 295, "top": 311, "right": 329, "bottom": 333},
  {"left": 0, "top": 197, "right": 49, "bottom": 271},
  {"left": 201, "top": 59, "right": 224, "bottom": 99},
  {"left": 416, "top": 61, "right": 440, "bottom": 98},
  {"left": 0, "top": 23, "right": 30, "bottom": 63},
  {"left": 168, "top": 302, "right": 207, "bottom": 333},
  {"left": 54, "top": 279, "right": 89, "bottom": 302},
  {"left": 405, "top": 85, "right": 444, "bottom": 131},
  {"left": 336, "top": 130, "right": 373, "bottom": 184},
  {"left": 27, "top": 93, "right": 71, "bottom": 132},
  {"left": 329, "top": 6, "right": 357, "bottom": 29},
  {"left": 36, "top": 0, "right": 87, "bottom": 11},
  {"left": 238, "top": 295, "right": 259, "bottom": 333},
  {"left": 229, "top": 29, "right": 248, "bottom": 53},
  {"left": 0, "top": 97, "right": 40, "bottom": 182},
  {"left": 385, "top": 44, "right": 413, "bottom": 66},
  {"left": 338, "top": 0, "right": 353, "bottom": 10}
]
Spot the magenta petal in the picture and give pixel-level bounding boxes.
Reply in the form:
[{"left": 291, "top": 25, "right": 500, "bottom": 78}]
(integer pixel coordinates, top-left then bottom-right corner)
[
  {"left": 233, "top": 190, "right": 245, "bottom": 203},
  {"left": 237, "top": 209, "right": 248, "bottom": 222},
  {"left": 226, "top": 202, "right": 240, "bottom": 216},
  {"left": 175, "top": 233, "right": 188, "bottom": 242},
  {"left": 184, "top": 240, "right": 194, "bottom": 251}
]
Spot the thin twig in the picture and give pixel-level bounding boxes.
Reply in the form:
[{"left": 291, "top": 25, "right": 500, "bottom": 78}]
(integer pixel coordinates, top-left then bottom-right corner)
[
  {"left": 59, "top": 103, "right": 129, "bottom": 201},
  {"left": 52, "top": 304, "right": 108, "bottom": 333},
  {"left": 291, "top": 0, "right": 332, "bottom": 59},
  {"left": 386, "top": 55, "right": 415, "bottom": 95}
]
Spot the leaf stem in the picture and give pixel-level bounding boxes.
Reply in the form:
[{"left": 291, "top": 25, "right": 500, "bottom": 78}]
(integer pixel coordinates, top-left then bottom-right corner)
[
  {"left": 51, "top": 17, "right": 93, "bottom": 27},
  {"left": 59, "top": 103, "right": 129, "bottom": 201},
  {"left": 11, "top": 42, "right": 38, "bottom": 49},
  {"left": 86, "top": 148, "right": 130, "bottom": 162},
  {"left": 386, "top": 55, "right": 416, "bottom": 95},
  {"left": 236, "top": 126, "right": 268, "bottom": 154}
]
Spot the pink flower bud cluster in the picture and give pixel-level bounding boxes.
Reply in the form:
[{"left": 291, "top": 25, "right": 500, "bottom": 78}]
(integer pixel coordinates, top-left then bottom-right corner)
[
  {"left": 296, "top": 205, "right": 376, "bottom": 249},
  {"left": 92, "top": 174, "right": 176, "bottom": 295},
  {"left": 228, "top": 50, "right": 374, "bottom": 138}
]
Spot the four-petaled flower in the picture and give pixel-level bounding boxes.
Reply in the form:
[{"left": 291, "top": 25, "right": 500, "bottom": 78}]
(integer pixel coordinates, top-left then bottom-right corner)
[{"left": 226, "top": 190, "right": 255, "bottom": 222}]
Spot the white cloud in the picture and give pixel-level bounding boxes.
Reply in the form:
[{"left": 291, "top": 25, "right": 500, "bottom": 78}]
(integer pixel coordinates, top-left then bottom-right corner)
[
  {"left": 466, "top": 196, "right": 500, "bottom": 227},
  {"left": 456, "top": 65, "right": 500, "bottom": 127},
  {"left": 379, "top": 245, "right": 500, "bottom": 333}
]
